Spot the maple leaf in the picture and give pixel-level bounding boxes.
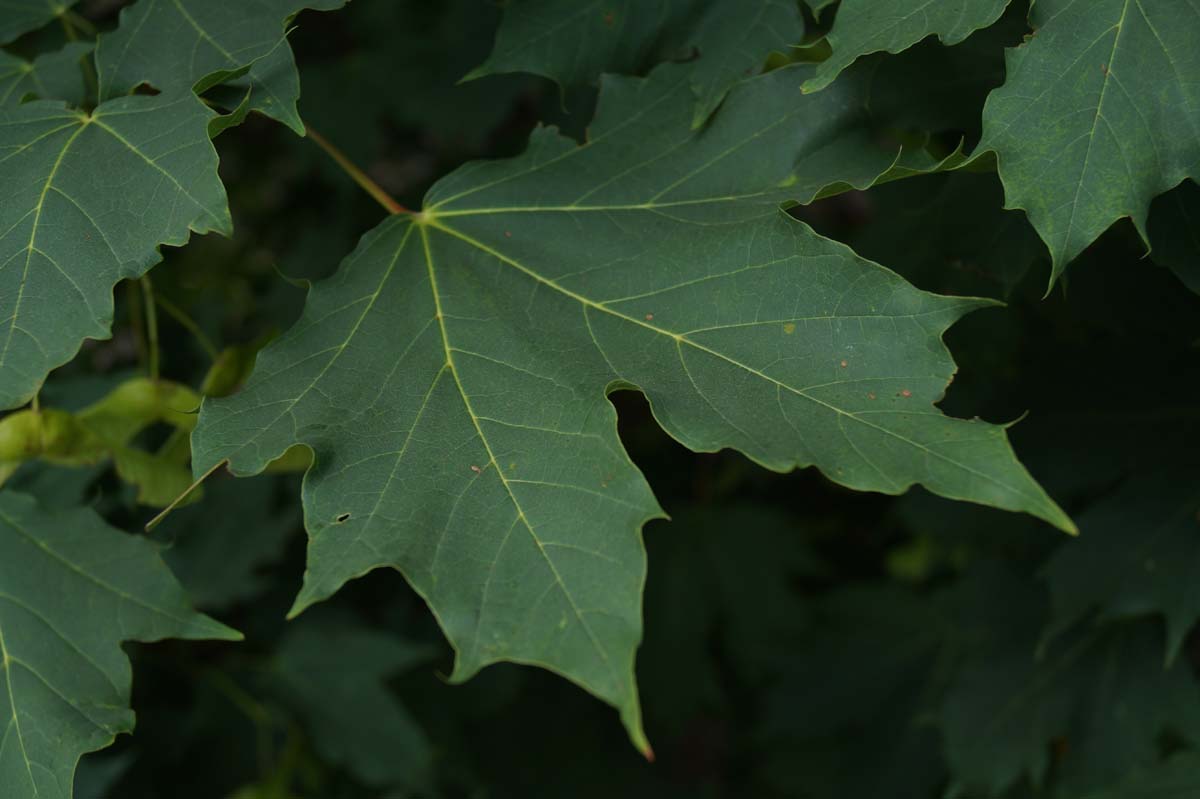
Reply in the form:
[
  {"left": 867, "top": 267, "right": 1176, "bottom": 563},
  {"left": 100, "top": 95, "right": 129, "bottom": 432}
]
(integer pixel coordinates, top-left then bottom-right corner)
[
  {"left": 0, "top": 491, "right": 239, "bottom": 798},
  {"left": 95, "top": 0, "right": 347, "bottom": 134},
  {"left": 0, "top": 92, "right": 230, "bottom": 410},
  {"left": 193, "top": 61, "right": 1072, "bottom": 751},
  {"left": 980, "top": 0, "right": 1200, "bottom": 280}
]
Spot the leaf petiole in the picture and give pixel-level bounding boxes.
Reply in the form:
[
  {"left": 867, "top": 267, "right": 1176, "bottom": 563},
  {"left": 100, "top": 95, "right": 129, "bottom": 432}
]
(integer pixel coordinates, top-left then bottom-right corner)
[{"left": 304, "top": 125, "right": 409, "bottom": 215}]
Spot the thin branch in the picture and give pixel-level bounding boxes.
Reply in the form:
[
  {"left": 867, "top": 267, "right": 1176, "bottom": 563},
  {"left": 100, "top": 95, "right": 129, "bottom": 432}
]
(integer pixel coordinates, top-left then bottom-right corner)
[{"left": 305, "top": 125, "right": 409, "bottom": 215}]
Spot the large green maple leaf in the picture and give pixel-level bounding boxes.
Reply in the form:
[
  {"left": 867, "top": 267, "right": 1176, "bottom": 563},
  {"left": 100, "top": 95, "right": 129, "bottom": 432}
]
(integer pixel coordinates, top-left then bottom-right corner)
[
  {"left": 192, "top": 62, "right": 1072, "bottom": 751},
  {"left": 981, "top": 0, "right": 1200, "bottom": 281},
  {"left": 0, "top": 92, "right": 230, "bottom": 410},
  {"left": 0, "top": 490, "right": 239, "bottom": 798},
  {"left": 803, "top": 0, "right": 1012, "bottom": 93},
  {"left": 468, "top": 0, "right": 804, "bottom": 125},
  {"left": 95, "top": 0, "right": 346, "bottom": 134}
]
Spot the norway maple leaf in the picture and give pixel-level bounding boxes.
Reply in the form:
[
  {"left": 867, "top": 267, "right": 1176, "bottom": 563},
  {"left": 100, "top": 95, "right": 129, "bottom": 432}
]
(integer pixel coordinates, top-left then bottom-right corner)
[
  {"left": 95, "top": 0, "right": 347, "bottom": 134},
  {"left": 981, "top": 0, "right": 1200, "bottom": 281},
  {"left": 0, "top": 491, "right": 239, "bottom": 798},
  {"left": 0, "top": 92, "right": 230, "bottom": 411},
  {"left": 192, "top": 62, "right": 1072, "bottom": 751}
]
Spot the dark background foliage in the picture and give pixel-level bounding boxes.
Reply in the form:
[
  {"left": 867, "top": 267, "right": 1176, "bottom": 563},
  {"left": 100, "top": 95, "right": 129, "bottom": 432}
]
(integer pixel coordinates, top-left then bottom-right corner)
[{"left": 10, "top": 1, "right": 1197, "bottom": 796}]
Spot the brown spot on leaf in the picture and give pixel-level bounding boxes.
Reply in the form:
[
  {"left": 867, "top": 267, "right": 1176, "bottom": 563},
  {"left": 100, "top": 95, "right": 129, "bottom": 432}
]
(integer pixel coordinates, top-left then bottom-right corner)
[
  {"left": 840, "top": 359, "right": 848, "bottom": 368},
  {"left": 504, "top": 231, "right": 512, "bottom": 238},
  {"left": 867, "top": 392, "right": 876, "bottom": 400},
  {"left": 900, "top": 389, "right": 912, "bottom": 398},
  {"left": 645, "top": 313, "right": 654, "bottom": 321},
  {"left": 783, "top": 322, "right": 796, "bottom": 334},
  {"left": 470, "top": 464, "right": 482, "bottom": 474},
  {"left": 1101, "top": 63, "right": 1108, "bottom": 75},
  {"left": 335, "top": 513, "right": 351, "bottom": 523},
  {"left": 603, "top": 10, "right": 615, "bottom": 25}
]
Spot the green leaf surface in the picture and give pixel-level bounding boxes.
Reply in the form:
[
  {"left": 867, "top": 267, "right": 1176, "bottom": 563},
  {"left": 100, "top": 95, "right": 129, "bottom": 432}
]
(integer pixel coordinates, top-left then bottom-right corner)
[
  {"left": 192, "top": 61, "right": 1070, "bottom": 752},
  {"left": 980, "top": 0, "right": 1200, "bottom": 281},
  {"left": 468, "top": 0, "right": 804, "bottom": 125},
  {"left": 273, "top": 616, "right": 435, "bottom": 790},
  {"left": 1042, "top": 469, "right": 1200, "bottom": 665},
  {"left": 0, "top": 92, "right": 230, "bottom": 411},
  {"left": 0, "top": 490, "right": 239, "bottom": 799},
  {"left": 95, "top": 0, "right": 347, "bottom": 134},
  {"left": 0, "top": 0, "right": 79, "bottom": 46},
  {"left": 803, "top": 0, "right": 1011, "bottom": 93},
  {"left": 0, "top": 42, "right": 91, "bottom": 108}
]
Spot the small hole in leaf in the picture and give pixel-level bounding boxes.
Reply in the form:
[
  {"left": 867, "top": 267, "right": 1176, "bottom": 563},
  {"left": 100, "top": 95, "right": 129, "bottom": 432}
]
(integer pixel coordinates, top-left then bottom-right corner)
[{"left": 335, "top": 513, "right": 351, "bottom": 523}]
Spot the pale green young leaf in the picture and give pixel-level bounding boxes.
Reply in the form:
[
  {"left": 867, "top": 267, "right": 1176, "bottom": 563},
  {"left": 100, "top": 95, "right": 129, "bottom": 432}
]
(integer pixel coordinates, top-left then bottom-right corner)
[
  {"left": 192, "top": 62, "right": 1070, "bottom": 753},
  {"left": 0, "top": 92, "right": 230, "bottom": 411},
  {"left": 0, "top": 0, "right": 79, "bottom": 45},
  {"left": 0, "top": 490, "right": 240, "bottom": 799},
  {"left": 95, "top": 0, "right": 347, "bottom": 134},
  {"left": 0, "top": 42, "right": 91, "bottom": 108},
  {"left": 980, "top": 0, "right": 1200, "bottom": 282},
  {"left": 803, "top": 0, "right": 1012, "bottom": 93},
  {"left": 468, "top": 0, "right": 804, "bottom": 125}
]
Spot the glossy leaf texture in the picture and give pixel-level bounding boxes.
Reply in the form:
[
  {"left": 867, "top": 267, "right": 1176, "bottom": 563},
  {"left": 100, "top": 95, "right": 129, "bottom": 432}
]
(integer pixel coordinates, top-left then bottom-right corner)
[
  {"left": 980, "top": 0, "right": 1200, "bottom": 281},
  {"left": 95, "top": 0, "right": 347, "bottom": 134},
  {"left": 0, "top": 43, "right": 92, "bottom": 108},
  {"left": 192, "top": 59, "right": 1072, "bottom": 752},
  {"left": 803, "top": 0, "right": 1011, "bottom": 92},
  {"left": 0, "top": 0, "right": 80, "bottom": 45},
  {"left": 467, "top": 0, "right": 804, "bottom": 124},
  {"left": 0, "top": 490, "right": 239, "bottom": 799},
  {"left": 0, "top": 92, "right": 230, "bottom": 410}
]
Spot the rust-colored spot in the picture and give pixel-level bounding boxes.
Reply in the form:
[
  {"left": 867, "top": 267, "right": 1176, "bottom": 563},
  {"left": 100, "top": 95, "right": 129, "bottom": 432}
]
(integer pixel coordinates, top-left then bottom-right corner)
[
  {"left": 783, "top": 322, "right": 796, "bottom": 334},
  {"left": 1052, "top": 736, "right": 1070, "bottom": 761},
  {"left": 1100, "top": 63, "right": 1108, "bottom": 75},
  {"left": 900, "top": 389, "right": 912, "bottom": 398},
  {"left": 645, "top": 313, "right": 654, "bottom": 321},
  {"left": 867, "top": 392, "right": 876, "bottom": 400},
  {"left": 603, "top": 10, "right": 615, "bottom": 25},
  {"left": 470, "top": 464, "right": 482, "bottom": 474},
  {"left": 839, "top": 359, "right": 848, "bottom": 368}
]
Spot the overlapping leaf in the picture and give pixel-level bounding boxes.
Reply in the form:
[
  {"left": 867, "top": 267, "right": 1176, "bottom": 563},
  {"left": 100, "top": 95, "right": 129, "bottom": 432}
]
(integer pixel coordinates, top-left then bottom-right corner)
[
  {"left": 193, "top": 60, "right": 1071, "bottom": 751},
  {"left": 468, "top": 0, "right": 804, "bottom": 124},
  {"left": 1149, "top": 179, "right": 1200, "bottom": 295},
  {"left": 803, "top": 0, "right": 1011, "bottom": 92},
  {"left": 0, "top": 43, "right": 91, "bottom": 108},
  {"left": 1042, "top": 469, "right": 1200, "bottom": 665},
  {"left": 0, "top": 490, "right": 239, "bottom": 799},
  {"left": 0, "top": 92, "right": 229, "bottom": 410},
  {"left": 981, "top": 0, "right": 1200, "bottom": 281},
  {"left": 95, "top": 0, "right": 346, "bottom": 134},
  {"left": 273, "top": 616, "right": 435, "bottom": 790},
  {"left": 0, "top": 0, "right": 79, "bottom": 45}
]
